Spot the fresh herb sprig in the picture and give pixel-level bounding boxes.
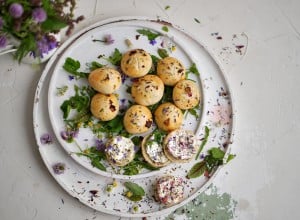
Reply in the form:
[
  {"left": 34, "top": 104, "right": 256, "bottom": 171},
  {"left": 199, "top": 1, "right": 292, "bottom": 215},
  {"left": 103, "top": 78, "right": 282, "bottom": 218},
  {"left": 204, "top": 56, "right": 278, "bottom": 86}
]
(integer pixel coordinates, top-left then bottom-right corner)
[
  {"left": 105, "top": 48, "right": 122, "bottom": 66},
  {"left": 56, "top": 85, "right": 68, "bottom": 96},
  {"left": 124, "top": 182, "right": 145, "bottom": 201},
  {"left": 137, "top": 29, "right": 161, "bottom": 41},
  {"left": 76, "top": 146, "right": 106, "bottom": 171},
  {"left": 157, "top": 48, "right": 169, "bottom": 58},
  {"left": 195, "top": 126, "right": 210, "bottom": 159},
  {"left": 63, "top": 57, "right": 89, "bottom": 79},
  {"left": 186, "top": 63, "right": 200, "bottom": 78}
]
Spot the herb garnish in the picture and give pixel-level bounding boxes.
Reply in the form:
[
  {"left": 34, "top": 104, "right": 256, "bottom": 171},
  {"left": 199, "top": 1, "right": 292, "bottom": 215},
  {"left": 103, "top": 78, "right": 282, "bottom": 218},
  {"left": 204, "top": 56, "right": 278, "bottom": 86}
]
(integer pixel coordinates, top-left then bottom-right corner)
[
  {"left": 137, "top": 29, "right": 161, "bottom": 41},
  {"left": 194, "top": 18, "right": 201, "bottom": 24},
  {"left": 195, "top": 126, "right": 210, "bottom": 159},
  {"left": 92, "top": 115, "right": 127, "bottom": 137},
  {"left": 162, "top": 26, "right": 169, "bottom": 32},
  {"left": 105, "top": 48, "right": 122, "bottom": 66},
  {"left": 56, "top": 85, "right": 68, "bottom": 96},
  {"left": 158, "top": 48, "right": 169, "bottom": 58},
  {"left": 186, "top": 63, "right": 200, "bottom": 78},
  {"left": 76, "top": 146, "right": 106, "bottom": 171},
  {"left": 87, "top": 61, "right": 105, "bottom": 71},
  {"left": 63, "top": 57, "right": 89, "bottom": 79},
  {"left": 124, "top": 181, "right": 145, "bottom": 201}
]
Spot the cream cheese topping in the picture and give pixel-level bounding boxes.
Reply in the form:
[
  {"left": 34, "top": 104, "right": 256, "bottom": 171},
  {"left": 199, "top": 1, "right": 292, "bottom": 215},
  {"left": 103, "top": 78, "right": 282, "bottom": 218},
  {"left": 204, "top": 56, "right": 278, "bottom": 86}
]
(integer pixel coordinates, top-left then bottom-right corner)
[
  {"left": 145, "top": 135, "right": 169, "bottom": 164},
  {"left": 105, "top": 136, "right": 135, "bottom": 166},
  {"left": 156, "top": 176, "right": 184, "bottom": 205},
  {"left": 166, "top": 130, "right": 197, "bottom": 160}
]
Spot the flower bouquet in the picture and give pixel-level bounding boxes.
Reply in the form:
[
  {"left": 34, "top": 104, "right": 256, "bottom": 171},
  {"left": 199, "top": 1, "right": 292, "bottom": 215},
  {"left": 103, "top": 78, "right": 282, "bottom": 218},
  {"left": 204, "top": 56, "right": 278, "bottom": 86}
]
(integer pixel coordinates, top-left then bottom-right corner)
[{"left": 0, "top": 0, "right": 84, "bottom": 63}]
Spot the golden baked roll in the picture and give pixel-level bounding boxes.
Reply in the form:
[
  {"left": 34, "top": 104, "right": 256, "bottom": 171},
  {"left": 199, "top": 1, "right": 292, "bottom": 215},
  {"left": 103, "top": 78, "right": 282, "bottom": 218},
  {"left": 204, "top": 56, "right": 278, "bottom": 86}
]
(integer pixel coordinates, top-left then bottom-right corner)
[
  {"left": 123, "top": 105, "right": 153, "bottom": 134},
  {"left": 88, "top": 67, "right": 121, "bottom": 94},
  {"left": 154, "top": 102, "right": 183, "bottom": 131},
  {"left": 155, "top": 176, "right": 184, "bottom": 206},
  {"left": 173, "top": 79, "right": 200, "bottom": 110},
  {"left": 141, "top": 131, "right": 170, "bottom": 168},
  {"left": 90, "top": 93, "right": 119, "bottom": 121},
  {"left": 163, "top": 129, "right": 198, "bottom": 162},
  {"left": 105, "top": 136, "right": 135, "bottom": 167},
  {"left": 131, "top": 74, "right": 164, "bottom": 106},
  {"left": 157, "top": 57, "right": 185, "bottom": 86},
  {"left": 121, "top": 49, "right": 152, "bottom": 78}
]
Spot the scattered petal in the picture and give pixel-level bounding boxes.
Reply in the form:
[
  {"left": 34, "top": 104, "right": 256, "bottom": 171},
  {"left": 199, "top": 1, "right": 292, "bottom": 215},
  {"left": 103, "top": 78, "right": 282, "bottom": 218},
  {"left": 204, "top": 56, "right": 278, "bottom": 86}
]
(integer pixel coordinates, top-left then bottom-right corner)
[
  {"left": 40, "top": 133, "right": 53, "bottom": 144},
  {"left": 52, "top": 162, "right": 65, "bottom": 174}
]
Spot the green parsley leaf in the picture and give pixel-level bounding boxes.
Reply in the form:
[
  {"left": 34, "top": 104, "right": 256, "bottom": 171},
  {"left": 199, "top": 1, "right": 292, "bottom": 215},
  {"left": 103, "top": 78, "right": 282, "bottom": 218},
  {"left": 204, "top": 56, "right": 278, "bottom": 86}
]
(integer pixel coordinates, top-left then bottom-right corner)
[
  {"left": 162, "top": 26, "right": 169, "bottom": 32},
  {"left": 188, "top": 107, "right": 200, "bottom": 120},
  {"left": 209, "top": 147, "right": 225, "bottom": 159},
  {"left": 226, "top": 154, "right": 236, "bottom": 163},
  {"left": 63, "top": 57, "right": 89, "bottom": 79},
  {"left": 195, "top": 126, "right": 210, "bottom": 159},
  {"left": 124, "top": 182, "right": 145, "bottom": 196},
  {"left": 107, "top": 48, "right": 122, "bottom": 66},
  {"left": 137, "top": 29, "right": 161, "bottom": 41},
  {"left": 187, "top": 161, "right": 206, "bottom": 179},
  {"left": 87, "top": 61, "right": 105, "bottom": 71},
  {"left": 91, "top": 159, "right": 106, "bottom": 171},
  {"left": 158, "top": 48, "right": 169, "bottom": 58},
  {"left": 41, "top": 16, "right": 67, "bottom": 32},
  {"left": 186, "top": 63, "right": 200, "bottom": 78}
]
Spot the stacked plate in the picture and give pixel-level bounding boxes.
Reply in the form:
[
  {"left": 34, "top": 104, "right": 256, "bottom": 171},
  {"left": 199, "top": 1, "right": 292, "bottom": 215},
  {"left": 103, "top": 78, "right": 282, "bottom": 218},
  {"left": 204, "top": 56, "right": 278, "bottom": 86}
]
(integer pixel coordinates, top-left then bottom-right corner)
[{"left": 33, "top": 17, "right": 234, "bottom": 218}]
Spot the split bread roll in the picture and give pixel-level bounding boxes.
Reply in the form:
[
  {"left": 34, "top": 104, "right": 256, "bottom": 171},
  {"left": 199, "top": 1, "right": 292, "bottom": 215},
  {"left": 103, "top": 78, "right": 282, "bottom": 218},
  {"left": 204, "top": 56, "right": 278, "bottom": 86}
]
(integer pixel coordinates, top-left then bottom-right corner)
[
  {"left": 105, "top": 136, "right": 135, "bottom": 167},
  {"left": 154, "top": 175, "right": 184, "bottom": 206},
  {"left": 163, "top": 129, "right": 198, "bottom": 162},
  {"left": 141, "top": 132, "right": 170, "bottom": 168}
]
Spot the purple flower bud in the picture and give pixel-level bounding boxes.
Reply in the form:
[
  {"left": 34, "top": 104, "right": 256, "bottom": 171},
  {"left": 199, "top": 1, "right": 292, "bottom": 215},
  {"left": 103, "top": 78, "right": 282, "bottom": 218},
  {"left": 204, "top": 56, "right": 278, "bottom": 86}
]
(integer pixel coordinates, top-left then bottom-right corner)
[
  {"left": 95, "top": 139, "right": 105, "bottom": 151},
  {"left": 32, "top": 8, "right": 47, "bottom": 23},
  {"left": 103, "top": 34, "right": 114, "bottom": 45},
  {"left": 9, "top": 3, "right": 24, "bottom": 18},
  {"left": 0, "top": 17, "right": 4, "bottom": 29},
  {"left": 0, "top": 35, "right": 7, "bottom": 48},
  {"left": 40, "top": 133, "right": 53, "bottom": 144},
  {"left": 149, "top": 39, "right": 157, "bottom": 45}
]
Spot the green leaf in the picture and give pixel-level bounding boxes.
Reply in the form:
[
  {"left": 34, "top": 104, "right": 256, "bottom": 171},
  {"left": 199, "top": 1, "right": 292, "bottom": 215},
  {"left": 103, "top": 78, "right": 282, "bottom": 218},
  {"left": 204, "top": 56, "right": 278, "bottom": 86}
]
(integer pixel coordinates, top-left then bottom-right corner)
[
  {"left": 137, "top": 29, "right": 161, "bottom": 41},
  {"left": 127, "top": 195, "right": 143, "bottom": 202},
  {"left": 162, "top": 26, "right": 169, "bottom": 32},
  {"left": 209, "top": 147, "right": 225, "bottom": 159},
  {"left": 187, "top": 63, "right": 200, "bottom": 77},
  {"left": 187, "top": 161, "right": 207, "bottom": 179},
  {"left": 158, "top": 48, "right": 169, "bottom": 58},
  {"left": 88, "top": 61, "right": 105, "bottom": 71},
  {"left": 124, "top": 182, "right": 145, "bottom": 196},
  {"left": 226, "top": 154, "right": 236, "bottom": 163},
  {"left": 14, "top": 35, "right": 36, "bottom": 63},
  {"left": 195, "top": 126, "right": 210, "bottom": 159},
  {"left": 131, "top": 136, "right": 143, "bottom": 146},
  {"left": 188, "top": 107, "right": 199, "bottom": 120},
  {"left": 91, "top": 159, "right": 106, "bottom": 171},
  {"left": 63, "top": 57, "right": 89, "bottom": 79},
  {"left": 106, "top": 48, "right": 122, "bottom": 66},
  {"left": 41, "top": 17, "right": 67, "bottom": 32},
  {"left": 165, "top": 5, "right": 171, "bottom": 10}
]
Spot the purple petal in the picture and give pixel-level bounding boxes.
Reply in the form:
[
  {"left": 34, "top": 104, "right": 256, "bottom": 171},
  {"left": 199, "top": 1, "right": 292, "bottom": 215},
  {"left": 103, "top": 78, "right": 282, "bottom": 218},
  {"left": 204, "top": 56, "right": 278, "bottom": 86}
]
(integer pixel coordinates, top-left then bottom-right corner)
[
  {"left": 40, "top": 133, "right": 53, "bottom": 144},
  {"left": 9, "top": 3, "right": 24, "bottom": 18},
  {"left": 95, "top": 139, "right": 105, "bottom": 151},
  {"left": 52, "top": 163, "right": 65, "bottom": 174},
  {"left": 104, "top": 34, "right": 114, "bottom": 45},
  {"left": 32, "top": 8, "right": 47, "bottom": 23},
  {"left": 149, "top": 39, "right": 157, "bottom": 45},
  {"left": 68, "top": 75, "right": 75, "bottom": 81},
  {"left": 0, "top": 35, "right": 7, "bottom": 48}
]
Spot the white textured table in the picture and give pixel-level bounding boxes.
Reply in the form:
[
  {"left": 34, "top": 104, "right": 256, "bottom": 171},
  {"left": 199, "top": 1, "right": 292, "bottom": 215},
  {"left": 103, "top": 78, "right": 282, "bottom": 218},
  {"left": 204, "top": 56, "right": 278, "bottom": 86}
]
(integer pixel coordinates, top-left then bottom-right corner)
[{"left": 1, "top": 0, "right": 300, "bottom": 219}]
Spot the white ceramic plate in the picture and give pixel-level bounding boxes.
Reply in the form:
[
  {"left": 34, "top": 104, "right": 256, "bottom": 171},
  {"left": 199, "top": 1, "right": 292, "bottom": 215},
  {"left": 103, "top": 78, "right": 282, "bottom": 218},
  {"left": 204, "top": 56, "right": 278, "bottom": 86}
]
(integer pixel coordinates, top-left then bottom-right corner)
[{"left": 33, "top": 17, "right": 234, "bottom": 218}]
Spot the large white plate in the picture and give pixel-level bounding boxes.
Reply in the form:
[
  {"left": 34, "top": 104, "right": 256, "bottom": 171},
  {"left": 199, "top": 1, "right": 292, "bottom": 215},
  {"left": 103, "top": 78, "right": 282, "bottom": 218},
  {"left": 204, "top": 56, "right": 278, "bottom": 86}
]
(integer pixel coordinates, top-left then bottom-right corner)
[{"left": 33, "top": 17, "right": 234, "bottom": 218}]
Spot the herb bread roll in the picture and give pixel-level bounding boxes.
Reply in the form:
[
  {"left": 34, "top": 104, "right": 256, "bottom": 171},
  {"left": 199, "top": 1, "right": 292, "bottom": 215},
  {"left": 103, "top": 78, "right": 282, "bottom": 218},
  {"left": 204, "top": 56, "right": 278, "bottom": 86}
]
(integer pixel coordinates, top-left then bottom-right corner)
[
  {"left": 121, "top": 49, "right": 152, "bottom": 78},
  {"left": 154, "top": 102, "right": 183, "bottom": 132},
  {"left": 90, "top": 93, "right": 119, "bottom": 121},
  {"left": 88, "top": 67, "right": 121, "bottom": 94},
  {"left": 123, "top": 105, "right": 153, "bottom": 134},
  {"left": 157, "top": 57, "right": 186, "bottom": 86},
  {"left": 173, "top": 79, "right": 200, "bottom": 110},
  {"left": 131, "top": 74, "right": 164, "bottom": 106}
]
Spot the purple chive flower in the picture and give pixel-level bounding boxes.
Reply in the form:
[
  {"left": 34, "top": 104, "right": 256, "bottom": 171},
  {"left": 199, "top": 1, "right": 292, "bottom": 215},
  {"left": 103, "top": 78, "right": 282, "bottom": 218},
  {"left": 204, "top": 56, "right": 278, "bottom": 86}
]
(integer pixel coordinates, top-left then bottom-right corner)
[
  {"left": 32, "top": 8, "right": 47, "bottom": 23},
  {"left": 68, "top": 75, "right": 75, "bottom": 81},
  {"left": 0, "top": 35, "right": 7, "bottom": 48},
  {"left": 95, "top": 139, "right": 105, "bottom": 151},
  {"left": 52, "top": 162, "right": 65, "bottom": 174},
  {"left": 33, "top": 35, "right": 58, "bottom": 58},
  {"left": 60, "top": 130, "right": 78, "bottom": 143},
  {"left": 9, "top": 3, "right": 24, "bottom": 18},
  {"left": 40, "top": 133, "right": 53, "bottom": 144},
  {"left": 149, "top": 39, "right": 157, "bottom": 45},
  {"left": 103, "top": 34, "right": 114, "bottom": 45},
  {"left": 0, "top": 17, "right": 4, "bottom": 29}
]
